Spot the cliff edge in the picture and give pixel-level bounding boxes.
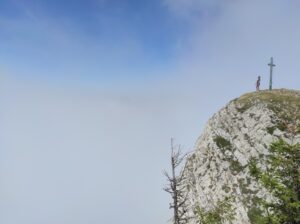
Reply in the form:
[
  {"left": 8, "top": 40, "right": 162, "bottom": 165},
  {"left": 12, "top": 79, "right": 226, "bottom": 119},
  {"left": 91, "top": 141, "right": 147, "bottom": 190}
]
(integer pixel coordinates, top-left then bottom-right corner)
[{"left": 183, "top": 89, "right": 300, "bottom": 223}]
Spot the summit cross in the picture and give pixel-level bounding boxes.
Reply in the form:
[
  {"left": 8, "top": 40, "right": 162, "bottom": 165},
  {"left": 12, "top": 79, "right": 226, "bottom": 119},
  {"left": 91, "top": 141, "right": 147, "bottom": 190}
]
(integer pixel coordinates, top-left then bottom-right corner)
[{"left": 268, "top": 57, "right": 276, "bottom": 91}]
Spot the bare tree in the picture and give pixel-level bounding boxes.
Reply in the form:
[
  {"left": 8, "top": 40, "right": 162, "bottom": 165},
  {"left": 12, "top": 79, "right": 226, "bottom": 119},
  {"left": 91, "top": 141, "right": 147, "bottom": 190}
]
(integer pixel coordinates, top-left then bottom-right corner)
[{"left": 164, "top": 138, "right": 188, "bottom": 224}]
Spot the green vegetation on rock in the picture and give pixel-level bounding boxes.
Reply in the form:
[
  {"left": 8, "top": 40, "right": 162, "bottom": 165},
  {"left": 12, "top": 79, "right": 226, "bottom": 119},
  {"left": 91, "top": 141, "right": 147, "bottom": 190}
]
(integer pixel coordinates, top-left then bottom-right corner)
[
  {"left": 249, "top": 139, "right": 300, "bottom": 224},
  {"left": 195, "top": 197, "right": 235, "bottom": 224},
  {"left": 214, "top": 136, "right": 231, "bottom": 151},
  {"left": 266, "top": 126, "right": 276, "bottom": 134},
  {"left": 230, "top": 160, "right": 244, "bottom": 174},
  {"left": 247, "top": 206, "right": 269, "bottom": 224}
]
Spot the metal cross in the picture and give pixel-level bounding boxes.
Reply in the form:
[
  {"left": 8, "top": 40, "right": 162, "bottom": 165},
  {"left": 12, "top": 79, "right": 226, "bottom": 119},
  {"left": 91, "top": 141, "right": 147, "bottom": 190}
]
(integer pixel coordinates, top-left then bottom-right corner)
[{"left": 268, "top": 57, "right": 276, "bottom": 91}]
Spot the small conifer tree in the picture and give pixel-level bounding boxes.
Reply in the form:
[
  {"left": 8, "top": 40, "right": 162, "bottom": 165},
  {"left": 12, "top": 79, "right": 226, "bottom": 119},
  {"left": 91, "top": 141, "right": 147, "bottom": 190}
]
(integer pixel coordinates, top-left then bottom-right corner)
[{"left": 249, "top": 139, "right": 300, "bottom": 223}]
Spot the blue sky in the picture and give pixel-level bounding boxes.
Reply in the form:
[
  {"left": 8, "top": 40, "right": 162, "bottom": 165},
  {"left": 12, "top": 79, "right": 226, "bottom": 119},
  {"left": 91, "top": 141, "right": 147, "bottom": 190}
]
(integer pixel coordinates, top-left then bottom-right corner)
[
  {"left": 0, "top": 0, "right": 194, "bottom": 85},
  {"left": 1, "top": 1, "right": 300, "bottom": 224}
]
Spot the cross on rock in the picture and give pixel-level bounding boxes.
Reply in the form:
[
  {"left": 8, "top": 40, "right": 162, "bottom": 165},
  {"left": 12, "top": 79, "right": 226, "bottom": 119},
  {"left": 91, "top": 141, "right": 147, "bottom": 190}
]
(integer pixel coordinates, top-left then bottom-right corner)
[{"left": 268, "top": 57, "right": 276, "bottom": 91}]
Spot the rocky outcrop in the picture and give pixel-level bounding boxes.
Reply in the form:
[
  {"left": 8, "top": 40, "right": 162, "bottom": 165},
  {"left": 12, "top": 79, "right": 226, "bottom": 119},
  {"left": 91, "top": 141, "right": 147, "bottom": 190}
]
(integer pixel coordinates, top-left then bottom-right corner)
[{"left": 183, "top": 89, "right": 300, "bottom": 223}]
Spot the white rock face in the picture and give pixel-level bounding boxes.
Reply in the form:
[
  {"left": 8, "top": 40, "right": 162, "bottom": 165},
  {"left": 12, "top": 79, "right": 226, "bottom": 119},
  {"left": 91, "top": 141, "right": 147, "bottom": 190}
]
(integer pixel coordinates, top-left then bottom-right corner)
[{"left": 183, "top": 90, "right": 300, "bottom": 224}]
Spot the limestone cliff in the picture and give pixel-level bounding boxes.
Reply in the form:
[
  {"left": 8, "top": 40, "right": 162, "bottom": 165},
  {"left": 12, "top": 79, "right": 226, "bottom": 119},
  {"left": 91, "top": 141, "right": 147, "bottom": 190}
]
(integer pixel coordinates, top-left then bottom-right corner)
[{"left": 183, "top": 89, "right": 300, "bottom": 223}]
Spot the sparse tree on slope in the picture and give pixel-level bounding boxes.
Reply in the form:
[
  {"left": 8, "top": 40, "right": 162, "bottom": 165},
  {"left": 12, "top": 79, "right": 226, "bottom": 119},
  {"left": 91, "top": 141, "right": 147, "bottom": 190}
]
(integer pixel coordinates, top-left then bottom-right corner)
[{"left": 164, "top": 139, "right": 188, "bottom": 224}]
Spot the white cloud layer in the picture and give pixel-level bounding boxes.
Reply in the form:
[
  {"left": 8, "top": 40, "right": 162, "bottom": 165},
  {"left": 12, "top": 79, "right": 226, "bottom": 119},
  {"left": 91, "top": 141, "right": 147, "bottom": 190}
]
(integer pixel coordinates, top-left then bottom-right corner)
[{"left": 1, "top": 74, "right": 212, "bottom": 224}]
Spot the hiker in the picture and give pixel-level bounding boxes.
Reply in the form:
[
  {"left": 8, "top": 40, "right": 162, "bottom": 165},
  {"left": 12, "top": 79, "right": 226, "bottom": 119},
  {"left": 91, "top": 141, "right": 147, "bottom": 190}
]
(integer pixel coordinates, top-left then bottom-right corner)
[{"left": 256, "top": 76, "right": 261, "bottom": 91}]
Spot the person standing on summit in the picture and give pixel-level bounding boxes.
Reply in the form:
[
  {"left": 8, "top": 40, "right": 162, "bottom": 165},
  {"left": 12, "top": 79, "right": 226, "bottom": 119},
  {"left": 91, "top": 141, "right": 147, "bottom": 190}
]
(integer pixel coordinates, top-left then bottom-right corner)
[{"left": 256, "top": 76, "right": 261, "bottom": 91}]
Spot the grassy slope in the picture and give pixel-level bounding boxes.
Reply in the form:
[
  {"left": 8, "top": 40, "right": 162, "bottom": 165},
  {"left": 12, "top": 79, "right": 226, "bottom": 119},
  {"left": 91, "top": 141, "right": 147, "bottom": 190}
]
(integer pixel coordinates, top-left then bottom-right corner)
[{"left": 234, "top": 89, "right": 300, "bottom": 122}]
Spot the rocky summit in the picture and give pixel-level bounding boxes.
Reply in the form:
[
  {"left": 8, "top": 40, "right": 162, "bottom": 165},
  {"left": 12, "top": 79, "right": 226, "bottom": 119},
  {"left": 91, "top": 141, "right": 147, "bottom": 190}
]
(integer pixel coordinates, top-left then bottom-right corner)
[{"left": 182, "top": 89, "right": 300, "bottom": 224}]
